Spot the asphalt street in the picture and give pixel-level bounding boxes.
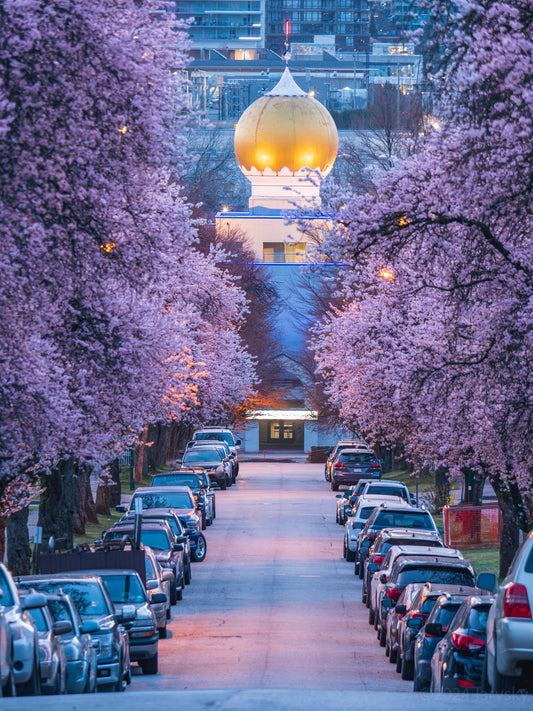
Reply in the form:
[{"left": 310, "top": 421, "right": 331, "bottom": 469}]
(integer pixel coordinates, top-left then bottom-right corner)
[{"left": 131, "top": 461, "right": 407, "bottom": 691}]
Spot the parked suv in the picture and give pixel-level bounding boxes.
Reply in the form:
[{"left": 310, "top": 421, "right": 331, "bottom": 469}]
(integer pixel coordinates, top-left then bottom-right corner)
[
  {"left": 152, "top": 470, "right": 215, "bottom": 528},
  {"left": 360, "top": 480, "right": 413, "bottom": 505},
  {"left": 330, "top": 449, "right": 381, "bottom": 491},
  {"left": 343, "top": 495, "right": 409, "bottom": 562},
  {"left": 181, "top": 446, "right": 232, "bottom": 489},
  {"left": 484, "top": 529, "right": 533, "bottom": 693},
  {"left": 324, "top": 439, "right": 370, "bottom": 482},
  {"left": 192, "top": 427, "right": 241, "bottom": 476}
]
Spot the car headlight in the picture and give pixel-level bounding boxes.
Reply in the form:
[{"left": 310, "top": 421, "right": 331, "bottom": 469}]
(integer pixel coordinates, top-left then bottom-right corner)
[
  {"left": 215, "top": 464, "right": 224, "bottom": 473},
  {"left": 97, "top": 632, "right": 114, "bottom": 658}
]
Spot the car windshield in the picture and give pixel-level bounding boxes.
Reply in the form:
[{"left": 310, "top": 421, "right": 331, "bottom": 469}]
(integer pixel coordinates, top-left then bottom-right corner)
[
  {"left": 359, "top": 506, "right": 377, "bottom": 520},
  {"left": 0, "top": 570, "right": 14, "bottom": 606},
  {"left": 132, "top": 492, "right": 193, "bottom": 510},
  {"left": 420, "top": 595, "right": 440, "bottom": 614},
  {"left": 366, "top": 486, "right": 407, "bottom": 500},
  {"left": 153, "top": 474, "right": 200, "bottom": 488},
  {"left": 24, "top": 581, "right": 111, "bottom": 618},
  {"left": 374, "top": 511, "right": 435, "bottom": 530},
  {"left": 28, "top": 606, "right": 49, "bottom": 632},
  {"left": 339, "top": 453, "right": 376, "bottom": 464},
  {"left": 140, "top": 530, "right": 171, "bottom": 550},
  {"left": 101, "top": 574, "right": 147, "bottom": 604},
  {"left": 183, "top": 450, "right": 221, "bottom": 464},
  {"left": 46, "top": 599, "right": 76, "bottom": 633},
  {"left": 194, "top": 431, "right": 233, "bottom": 445},
  {"left": 397, "top": 567, "right": 475, "bottom": 587}
]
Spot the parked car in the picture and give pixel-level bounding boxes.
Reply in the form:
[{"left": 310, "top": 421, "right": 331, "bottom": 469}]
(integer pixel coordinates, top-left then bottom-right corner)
[
  {"left": 117, "top": 509, "right": 192, "bottom": 585},
  {"left": 18, "top": 574, "right": 132, "bottom": 692},
  {"left": 413, "top": 588, "right": 482, "bottom": 692},
  {"left": 355, "top": 503, "right": 441, "bottom": 573},
  {"left": 484, "top": 528, "right": 533, "bottom": 693},
  {"left": 0, "top": 592, "right": 15, "bottom": 697},
  {"left": 385, "top": 582, "right": 425, "bottom": 665},
  {"left": 396, "top": 583, "right": 480, "bottom": 681},
  {"left": 335, "top": 486, "right": 357, "bottom": 525},
  {"left": 192, "top": 426, "right": 241, "bottom": 476},
  {"left": 151, "top": 470, "right": 215, "bottom": 529},
  {"left": 181, "top": 446, "right": 232, "bottom": 489},
  {"left": 87, "top": 569, "right": 162, "bottom": 675},
  {"left": 0, "top": 562, "right": 44, "bottom": 695},
  {"left": 126, "top": 487, "right": 206, "bottom": 562},
  {"left": 324, "top": 439, "right": 370, "bottom": 482},
  {"left": 431, "top": 594, "right": 495, "bottom": 692},
  {"left": 144, "top": 547, "right": 173, "bottom": 637},
  {"left": 330, "top": 449, "right": 382, "bottom": 491},
  {"left": 104, "top": 522, "right": 185, "bottom": 604},
  {"left": 20, "top": 591, "right": 68, "bottom": 694},
  {"left": 343, "top": 495, "right": 408, "bottom": 562},
  {"left": 374, "top": 553, "right": 478, "bottom": 647},
  {"left": 184, "top": 440, "right": 237, "bottom": 482},
  {"left": 362, "top": 529, "right": 445, "bottom": 597},
  {"left": 359, "top": 480, "right": 413, "bottom": 505},
  {"left": 37, "top": 591, "right": 98, "bottom": 694}
]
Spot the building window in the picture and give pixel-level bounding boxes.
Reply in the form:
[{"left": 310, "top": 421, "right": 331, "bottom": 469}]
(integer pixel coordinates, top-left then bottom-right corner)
[{"left": 263, "top": 242, "right": 308, "bottom": 263}]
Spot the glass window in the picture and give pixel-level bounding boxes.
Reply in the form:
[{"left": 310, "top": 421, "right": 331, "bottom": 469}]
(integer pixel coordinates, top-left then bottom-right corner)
[
  {"left": 154, "top": 474, "right": 200, "bottom": 488},
  {"left": 0, "top": 571, "right": 14, "bottom": 606},
  {"left": 140, "top": 530, "right": 171, "bottom": 551},
  {"left": 28, "top": 607, "right": 49, "bottom": 632},
  {"left": 133, "top": 491, "right": 194, "bottom": 509},
  {"left": 102, "top": 574, "right": 147, "bottom": 604},
  {"left": 183, "top": 449, "right": 221, "bottom": 463},
  {"left": 398, "top": 567, "right": 475, "bottom": 587},
  {"left": 26, "top": 581, "right": 111, "bottom": 618}
]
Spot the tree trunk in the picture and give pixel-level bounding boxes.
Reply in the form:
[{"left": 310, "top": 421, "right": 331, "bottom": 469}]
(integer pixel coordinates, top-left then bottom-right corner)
[
  {"left": 434, "top": 466, "right": 450, "bottom": 512},
  {"left": 72, "top": 466, "right": 98, "bottom": 535},
  {"left": 109, "top": 459, "right": 121, "bottom": 508},
  {"left": 491, "top": 477, "right": 520, "bottom": 578},
  {"left": 95, "top": 467, "right": 114, "bottom": 515},
  {"left": 134, "top": 426, "right": 150, "bottom": 483},
  {"left": 0, "top": 516, "right": 6, "bottom": 562},
  {"left": 7, "top": 507, "right": 31, "bottom": 575},
  {"left": 38, "top": 457, "right": 75, "bottom": 551}
]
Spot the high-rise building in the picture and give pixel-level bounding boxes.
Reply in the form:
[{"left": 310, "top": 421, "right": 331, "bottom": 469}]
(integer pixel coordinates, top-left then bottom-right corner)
[
  {"left": 173, "top": 0, "right": 266, "bottom": 50},
  {"left": 266, "top": 0, "right": 371, "bottom": 54}
]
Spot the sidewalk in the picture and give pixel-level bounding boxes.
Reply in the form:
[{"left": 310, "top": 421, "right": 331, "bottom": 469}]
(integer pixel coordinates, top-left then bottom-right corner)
[{"left": 239, "top": 449, "right": 310, "bottom": 463}]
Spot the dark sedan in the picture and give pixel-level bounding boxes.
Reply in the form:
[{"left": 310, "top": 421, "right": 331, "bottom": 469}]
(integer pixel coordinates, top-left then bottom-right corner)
[
  {"left": 430, "top": 595, "right": 495, "bottom": 692},
  {"left": 330, "top": 449, "right": 382, "bottom": 491}
]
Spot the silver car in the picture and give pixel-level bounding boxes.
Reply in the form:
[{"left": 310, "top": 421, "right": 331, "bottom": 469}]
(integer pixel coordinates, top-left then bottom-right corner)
[
  {"left": 0, "top": 563, "right": 43, "bottom": 695},
  {"left": 484, "top": 530, "right": 533, "bottom": 693}
]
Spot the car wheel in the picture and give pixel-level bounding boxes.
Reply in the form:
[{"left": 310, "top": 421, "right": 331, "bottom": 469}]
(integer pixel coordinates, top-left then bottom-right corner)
[
  {"left": 368, "top": 607, "right": 375, "bottom": 625},
  {"left": 166, "top": 605, "right": 171, "bottom": 620},
  {"left": 3, "top": 671, "right": 16, "bottom": 697},
  {"left": 114, "top": 660, "right": 126, "bottom": 692},
  {"left": 184, "top": 562, "right": 192, "bottom": 585},
  {"left": 140, "top": 654, "right": 158, "bottom": 675},
  {"left": 176, "top": 585, "right": 183, "bottom": 601},
  {"left": 346, "top": 547, "right": 355, "bottom": 562},
  {"left": 396, "top": 651, "right": 403, "bottom": 674},
  {"left": 354, "top": 561, "right": 359, "bottom": 575},
  {"left": 220, "top": 480, "right": 227, "bottom": 490},
  {"left": 192, "top": 533, "right": 207, "bottom": 562},
  {"left": 331, "top": 481, "right": 339, "bottom": 492},
  {"left": 362, "top": 590, "right": 367, "bottom": 604},
  {"left": 385, "top": 640, "right": 390, "bottom": 657},
  {"left": 212, "top": 500, "right": 216, "bottom": 519},
  {"left": 159, "top": 624, "right": 167, "bottom": 639},
  {"left": 413, "top": 672, "right": 426, "bottom": 692},
  {"left": 19, "top": 656, "right": 41, "bottom": 696},
  {"left": 170, "top": 579, "right": 178, "bottom": 605},
  {"left": 401, "top": 656, "right": 414, "bottom": 680},
  {"left": 359, "top": 563, "right": 365, "bottom": 580},
  {"left": 389, "top": 645, "right": 397, "bottom": 664},
  {"left": 492, "top": 661, "right": 515, "bottom": 693},
  {"left": 379, "top": 625, "right": 387, "bottom": 647},
  {"left": 201, "top": 511, "right": 206, "bottom": 530},
  {"left": 480, "top": 653, "right": 490, "bottom": 692}
]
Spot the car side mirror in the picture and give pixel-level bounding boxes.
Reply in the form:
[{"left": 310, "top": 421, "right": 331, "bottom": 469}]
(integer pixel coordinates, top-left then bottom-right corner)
[
  {"left": 150, "top": 593, "right": 167, "bottom": 605},
  {"left": 368, "top": 563, "right": 378, "bottom": 572},
  {"left": 146, "top": 580, "right": 158, "bottom": 590},
  {"left": 81, "top": 620, "right": 100, "bottom": 634},
  {"left": 407, "top": 617, "right": 424, "bottom": 630},
  {"left": 336, "top": 494, "right": 342, "bottom": 499},
  {"left": 235, "top": 439, "right": 241, "bottom": 446},
  {"left": 53, "top": 619, "right": 73, "bottom": 636},
  {"left": 161, "top": 570, "right": 174, "bottom": 583},
  {"left": 424, "top": 622, "right": 444, "bottom": 637},
  {"left": 345, "top": 508, "right": 353, "bottom": 516},
  {"left": 22, "top": 592, "right": 47, "bottom": 610},
  {"left": 379, "top": 574, "right": 387, "bottom": 584},
  {"left": 173, "top": 543, "right": 184, "bottom": 552},
  {"left": 395, "top": 604, "right": 407, "bottom": 616},
  {"left": 176, "top": 535, "right": 187, "bottom": 543},
  {"left": 381, "top": 598, "right": 392, "bottom": 610},
  {"left": 116, "top": 604, "right": 136, "bottom": 624},
  {"left": 477, "top": 572, "right": 497, "bottom": 593}
]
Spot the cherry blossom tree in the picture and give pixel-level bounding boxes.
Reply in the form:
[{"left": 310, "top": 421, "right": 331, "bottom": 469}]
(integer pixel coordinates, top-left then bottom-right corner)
[
  {"left": 0, "top": 0, "right": 255, "bottom": 562},
  {"left": 314, "top": 0, "right": 533, "bottom": 573}
]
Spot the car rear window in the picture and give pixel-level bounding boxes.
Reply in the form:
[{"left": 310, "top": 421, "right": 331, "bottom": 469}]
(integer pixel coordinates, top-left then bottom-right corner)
[
  {"left": 420, "top": 595, "right": 440, "bottom": 614},
  {"left": 132, "top": 491, "right": 194, "bottom": 510},
  {"left": 140, "top": 530, "right": 171, "bottom": 551},
  {"left": 184, "top": 450, "right": 221, "bottom": 463},
  {"left": 340, "top": 453, "right": 376, "bottom": 464},
  {"left": 397, "top": 566, "right": 475, "bottom": 587},
  {"left": 467, "top": 605, "right": 491, "bottom": 633},
  {"left": 382, "top": 539, "right": 442, "bottom": 555},
  {"left": 32, "top": 581, "right": 111, "bottom": 618},
  {"left": 374, "top": 511, "right": 435, "bottom": 530},
  {"left": 359, "top": 506, "right": 377, "bottom": 520},
  {"left": 153, "top": 474, "right": 200, "bottom": 488},
  {"left": 524, "top": 545, "right": 533, "bottom": 573},
  {"left": 194, "top": 431, "right": 233, "bottom": 445},
  {"left": 145, "top": 556, "right": 156, "bottom": 580},
  {"left": 102, "top": 574, "right": 147, "bottom": 604},
  {"left": 366, "top": 486, "right": 407, "bottom": 499},
  {"left": 434, "top": 604, "right": 461, "bottom": 629}
]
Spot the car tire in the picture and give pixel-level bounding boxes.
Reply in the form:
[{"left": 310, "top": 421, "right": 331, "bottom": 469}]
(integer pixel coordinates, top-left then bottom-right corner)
[
  {"left": 390, "top": 645, "right": 397, "bottom": 664},
  {"left": 3, "top": 671, "right": 16, "bottom": 697},
  {"left": 184, "top": 562, "right": 192, "bottom": 585},
  {"left": 385, "top": 640, "right": 390, "bottom": 657},
  {"left": 19, "top": 655, "right": 41, "bottom": 696},
  {"left": 212, "top": 500, "right": 216, "bottom": 519},
  {"left": 166, "top": 606, "right": 171, "bottom": 620},
  {"left": 480, "top": 654, "right": 490, "bottom": 692},
  {"left": 492, "top": 661, "right": 515, "bottom": 693},
  {"left": 201, "top": 511, "right": 206, "bottom": 530},
  {"left": 192, "top": 533, "right": 207, "bottom": 562},
  {"left": 176, "top": 584, "right": 183, "bottom": 601},
  {"left": 362, "top": 590, "right": 367, "bottom": 604},
  {"left": 358, "top": 563, "right": 365, "bottom": 580},
  {"left": 396, "top": 651, "right": 403, "bottom": 674},
  {"left": 379, "top": 625, "right": 387, "bottom": 647},
  {"left": 346, "top": 547, "right": 355, "bottom": 562},
  {"left": 159, "top": 624, "right": 167, "bottom": 639},
  {"left": 170, "top": 580, "right": 178, "bottom": 605},
  {"left": 401, "top": 656, "right": 414, "bottom": 680},
  {"left": 331, "top": 481, "right": 339, "bottom": 492},
  {"left": 413, "top": 673, "right": 426, "bottom": 692},
  {"left": 368, "top": 607, "right": 375, "bottom": 625},
  {"left": 140, "top": 654, "right": 158, "bottom": 675},
  {"left": 220, "top": 480, "right": 227, "bottom": 490}
]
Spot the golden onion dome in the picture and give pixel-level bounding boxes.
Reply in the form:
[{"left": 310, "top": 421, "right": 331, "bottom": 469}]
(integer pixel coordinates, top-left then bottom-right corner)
[{"left": 234, "top": 67, "right": 338, "bottom": 177}]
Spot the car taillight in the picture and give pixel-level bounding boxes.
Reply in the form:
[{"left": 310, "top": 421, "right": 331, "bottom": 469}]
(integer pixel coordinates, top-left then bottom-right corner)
[
  {"left": 335, "top": 462, "right": 344, "bottom": 469},
  {"left": 387, "top": 587, "right": 402, "bottom": 602},
  {"left": 457, "top": 679, "right": 476, "bottom": 688},
  {"left": 371, "top": 462, "right": 381, "bottom": 469},
  {"left": 503, "top": 583, "right": 532, "bottom": 618},
  {"left": 451, "top": 631, "right": 485, "bottom": 651},
  {"left": 367, "top": 531, "right": 378, "bottom": 540},
  {"left": 411, "top": 612, "right": 427, "bottom": 620},
  {"left": 351, "top": 520, "right": 359, "bottom": 529},
  {"left": 373, "top": 556, "right": 384, "bottom": 566}
]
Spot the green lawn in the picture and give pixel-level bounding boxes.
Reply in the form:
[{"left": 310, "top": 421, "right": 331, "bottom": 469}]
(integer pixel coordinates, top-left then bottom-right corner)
[{"left": 73, "top": 510, "right": 123, "bottom": 547}]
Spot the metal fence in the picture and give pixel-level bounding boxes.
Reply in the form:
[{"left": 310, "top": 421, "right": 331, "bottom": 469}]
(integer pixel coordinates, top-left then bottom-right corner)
[{"left": 443, "top": 503, "right": 502, "bottom": 548}]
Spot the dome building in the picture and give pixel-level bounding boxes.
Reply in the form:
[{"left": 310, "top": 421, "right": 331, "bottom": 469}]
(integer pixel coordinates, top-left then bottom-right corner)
[{"left": 217, "top": 67, "right": 346, "bottom": 452}]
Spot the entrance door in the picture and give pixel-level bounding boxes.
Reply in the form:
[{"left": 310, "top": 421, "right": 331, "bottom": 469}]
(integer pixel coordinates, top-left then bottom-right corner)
[{"left": 259, "top": 420, "right": 304, "bottom": 449}]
